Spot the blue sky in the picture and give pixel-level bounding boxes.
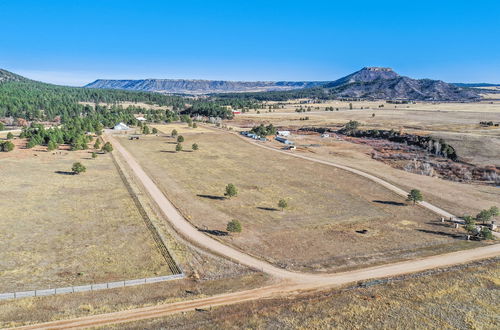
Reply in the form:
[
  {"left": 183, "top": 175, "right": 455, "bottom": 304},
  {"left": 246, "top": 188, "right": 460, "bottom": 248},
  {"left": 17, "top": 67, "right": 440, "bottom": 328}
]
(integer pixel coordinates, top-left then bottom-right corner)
[{"left": 1, "top": 0, "right": 499, "bottom": 85}]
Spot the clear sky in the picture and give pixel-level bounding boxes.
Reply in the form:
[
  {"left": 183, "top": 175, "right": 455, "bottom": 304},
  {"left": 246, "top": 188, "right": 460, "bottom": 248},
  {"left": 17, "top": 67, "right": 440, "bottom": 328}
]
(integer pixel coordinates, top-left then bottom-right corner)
[{"left": 1, "top": 0, "right": 499, "bottom": 86}]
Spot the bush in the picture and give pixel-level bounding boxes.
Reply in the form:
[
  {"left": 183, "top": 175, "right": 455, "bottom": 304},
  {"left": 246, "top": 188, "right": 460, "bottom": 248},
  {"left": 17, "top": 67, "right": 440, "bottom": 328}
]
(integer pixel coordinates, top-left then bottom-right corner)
[
  {"left": 171, "top": 129, "right": 178, "bottom": 137},
  {"left": 224, "top": 183, "right": 238, "bottom": 198},
  {"left": 192, "top": 143, "right": 199, "bottom": 151},
  {"left": 26, "top": 140, "right": 36, "bottom": 149},
  {"left": 6, "top": 132, "right": 14, "bottom": 139},
  {"left": 0, "top": 141, "right": 14, "bottom": 152},
  {"left": 152, "top": 127, "right": 158, "bottom": 134},
  {"left": 47, "top": 140, "right": 58, "bottom": 151},
  {"left": 177, "top": 135, "right": 184, "bottom": 143},
  {"left": 175, "top": 143, "right": 183, "bottom": 152},
  {"left": 227, "top": 219, "right": 242, "bottom": 233},
  {"left": 91, "top": 152, "right": 97, "bottom": 159},
  {"left": 101, "top": 142, "right": 113, "bottom": 153},
  {"left": 71, "top": 162, "right": 86, "bottom": 174},
  {"left": 278, "top": 199, "right": 288, "bottom": 211}
]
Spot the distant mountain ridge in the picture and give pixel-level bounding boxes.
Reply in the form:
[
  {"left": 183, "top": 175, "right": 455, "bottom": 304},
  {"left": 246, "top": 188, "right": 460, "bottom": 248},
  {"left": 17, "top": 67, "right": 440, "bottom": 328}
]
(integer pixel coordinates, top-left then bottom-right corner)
[
  {"left": 453, "top": 83, "right": 500, "bottom": 88},
  {"left": 322, "top": 67, "right": 481, "bottom": 101},
  {"left": 216, "top": 67, "right": 482, "bottom": 101},
  {"left": 84, "top": 79, "right": 327, "bottom": 94}
]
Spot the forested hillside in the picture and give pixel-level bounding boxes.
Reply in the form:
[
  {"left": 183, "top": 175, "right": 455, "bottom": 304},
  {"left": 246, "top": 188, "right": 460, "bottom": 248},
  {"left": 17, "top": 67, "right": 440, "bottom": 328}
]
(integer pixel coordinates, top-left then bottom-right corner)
[{"left": 0, "top": 69, "right": 258, "bottom": 121}]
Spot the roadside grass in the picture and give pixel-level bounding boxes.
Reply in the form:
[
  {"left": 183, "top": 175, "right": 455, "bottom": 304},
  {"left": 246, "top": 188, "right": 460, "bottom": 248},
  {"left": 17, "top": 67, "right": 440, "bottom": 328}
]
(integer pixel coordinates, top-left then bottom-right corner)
[
  {"left": 0, "top": 147, "right": 170, "bottom": 292},
  {"left": 131, "top": 260, "right": 500, "bottom": 329},
  {"left": 118, "top": 126, "right": 483, "bottom": 272}
]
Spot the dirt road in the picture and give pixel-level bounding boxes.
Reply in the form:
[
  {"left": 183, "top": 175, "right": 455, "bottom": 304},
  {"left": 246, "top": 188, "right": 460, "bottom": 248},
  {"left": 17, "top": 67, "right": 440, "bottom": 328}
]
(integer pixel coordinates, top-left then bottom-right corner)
[
  {"left": 15, "top": 132, "right": 496, "bottom": 329},
  {"left": 15, "top": 244, "right": 500, "bottom": 329}
]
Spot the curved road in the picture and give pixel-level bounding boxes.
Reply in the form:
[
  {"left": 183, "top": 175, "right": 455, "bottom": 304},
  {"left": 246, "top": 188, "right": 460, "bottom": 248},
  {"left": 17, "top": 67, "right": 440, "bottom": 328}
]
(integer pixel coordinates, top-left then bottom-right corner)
[{"left": 15, "top": 131, "right": 497, "bottom": 329}]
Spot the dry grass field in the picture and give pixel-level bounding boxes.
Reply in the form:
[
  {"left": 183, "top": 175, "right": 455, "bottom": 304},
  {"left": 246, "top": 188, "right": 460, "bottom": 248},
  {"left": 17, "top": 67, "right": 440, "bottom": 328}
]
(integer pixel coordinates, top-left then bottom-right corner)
[
  {"left": 260, "top": 133, "right": 500, "bottom": 216},
  {"left": 117, "top": 126, "right": 484, "bottom": 273},
  {"left": 236, "top": 107, "right": 500, "bottom": 133},
  {"left": 261, "top": 99, "right": 500, "bottom": 113},
  {"left": 0, "top": 271, "right": 268, "bottom": 328},
  {"left": 0, "top": 142, "right": 170, "bottom": 292},
  {"left": 127, "top": 259, "right": 500, "bottom": 329}
]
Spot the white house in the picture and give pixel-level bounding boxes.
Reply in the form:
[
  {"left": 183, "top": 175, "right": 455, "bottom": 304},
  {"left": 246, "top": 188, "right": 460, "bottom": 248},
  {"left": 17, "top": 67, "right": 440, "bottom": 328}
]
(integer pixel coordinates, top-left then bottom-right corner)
[
  {"left": 114, "top": 122, "right": 130, "bottom": 130},
  {"left": 135, "top": 116, "right": 146, "bottom": 122},
  {"left": 277, "top": 130, "right": 290, "bottom": 137}
]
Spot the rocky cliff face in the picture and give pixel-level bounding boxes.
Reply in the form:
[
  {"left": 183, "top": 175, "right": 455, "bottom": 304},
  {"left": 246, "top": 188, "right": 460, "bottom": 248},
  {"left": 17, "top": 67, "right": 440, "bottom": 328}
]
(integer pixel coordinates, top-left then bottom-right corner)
[{"left": 84, "top": 79, "right": 326, "bottom": 94}]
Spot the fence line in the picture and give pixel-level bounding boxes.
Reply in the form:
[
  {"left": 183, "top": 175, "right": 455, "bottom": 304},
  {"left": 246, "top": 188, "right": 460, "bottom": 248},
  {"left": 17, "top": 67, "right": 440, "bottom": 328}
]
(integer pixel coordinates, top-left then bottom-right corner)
[
  {"left": 0, "top": 273, "right": 185, "bottom": 301},
  {"left": 110, "top": 151, "right": 183, "bottom": 275}
]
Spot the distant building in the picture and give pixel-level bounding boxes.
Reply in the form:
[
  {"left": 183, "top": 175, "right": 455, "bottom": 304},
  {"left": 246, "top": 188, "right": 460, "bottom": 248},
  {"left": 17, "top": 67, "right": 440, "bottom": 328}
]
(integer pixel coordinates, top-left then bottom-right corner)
[
  {"left": 277, "top": 130, "right": 290, "bottom": 137},
  {"left": 114, "top": 122, "right": 130, "bottom": 130},
  {"left": 321, "top": 133, "right": 330, "bottom": 138},
  {"left": 232, "top": 110, "right": 241, "bottom": 115},
  {"left": 135, "top": 116, "right": 146, "bottom": 122},
  {"left": 275, "top": 136, "right": 294, "bottom": 145}
]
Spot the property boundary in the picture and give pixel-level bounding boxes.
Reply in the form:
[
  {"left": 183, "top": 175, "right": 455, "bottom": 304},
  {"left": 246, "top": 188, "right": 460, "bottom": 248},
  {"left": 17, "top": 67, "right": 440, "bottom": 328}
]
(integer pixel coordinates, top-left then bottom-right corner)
[
  {"left": 110, "top": 151, "right": 183, "bottom": 275},
  {"left": 0, "top": 273, "right": 185, "bottom": 301}
]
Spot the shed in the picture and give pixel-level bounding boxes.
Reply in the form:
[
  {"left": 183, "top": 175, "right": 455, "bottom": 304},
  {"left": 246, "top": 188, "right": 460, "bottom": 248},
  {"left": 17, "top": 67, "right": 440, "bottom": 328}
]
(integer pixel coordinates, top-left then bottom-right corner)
[
  {"left": 277, "top": 130, "right": 291, "bottom": 137},
  {"left": 114, "top": 122, "right": 130, "bottom": 130}
]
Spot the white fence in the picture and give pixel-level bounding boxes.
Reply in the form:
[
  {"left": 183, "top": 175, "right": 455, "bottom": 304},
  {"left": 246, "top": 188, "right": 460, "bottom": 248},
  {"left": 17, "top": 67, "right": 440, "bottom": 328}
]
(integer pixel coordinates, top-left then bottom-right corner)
[{"left": 0, "top": 273, "right": 184, "bottom": 301}]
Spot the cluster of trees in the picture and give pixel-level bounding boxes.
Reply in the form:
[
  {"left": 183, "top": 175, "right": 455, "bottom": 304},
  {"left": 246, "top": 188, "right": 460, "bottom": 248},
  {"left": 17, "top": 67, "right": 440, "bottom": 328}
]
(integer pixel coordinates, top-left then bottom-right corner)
[
  {"left": 250, "top": 124, "right": 276, "bottom": 136},
  {"left": 182, "top": 101, "right": 233, "bottom": 119},
  {"left": 215, "top": 87, "right": 328, "bottom": 101},
  {"left": 463, "top": 206, "right": 498, "bottom": 240},
  {"left": 20, "top": 119, "right": 95, "bottom": 151},
  {"left": 0, "top": 80, "right": 185, "bottom": 120},
  {"left": 0, "top": 78, "right": 265, "bottom": 123},
  {"left": 340, "top": 122, "right": 458, "bottom": 160}
]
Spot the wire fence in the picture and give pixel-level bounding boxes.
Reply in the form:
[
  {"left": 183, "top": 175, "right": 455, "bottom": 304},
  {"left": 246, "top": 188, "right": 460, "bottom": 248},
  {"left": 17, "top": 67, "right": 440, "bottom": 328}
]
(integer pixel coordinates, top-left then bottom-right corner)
[{"left": 0, "top": 273, "right": 185, "bottom": 301}]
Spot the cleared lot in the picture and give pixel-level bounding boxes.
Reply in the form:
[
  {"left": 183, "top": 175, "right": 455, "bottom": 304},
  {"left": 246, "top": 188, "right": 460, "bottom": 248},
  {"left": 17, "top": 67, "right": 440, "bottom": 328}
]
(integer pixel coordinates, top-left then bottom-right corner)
[
  {"left": 118, "top": 126, "right": 482, "bottom": 272},
  {"left": 0, "top": 146, "right": 170, "bottom": 292}
]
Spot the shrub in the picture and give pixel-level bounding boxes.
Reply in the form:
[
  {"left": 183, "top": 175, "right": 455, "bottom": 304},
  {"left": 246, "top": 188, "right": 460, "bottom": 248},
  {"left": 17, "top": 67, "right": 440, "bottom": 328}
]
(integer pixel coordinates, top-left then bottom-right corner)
[
  {"left": 175, "top": 143, "right": 183, "bottom": 152},
  {"left": 177, "top": 135, "right": 184, "bottom": 143},
  {"left": 0, "top": 141, "right": 14, "bottom": 152},
  {"left": 71, "top": 162, "right": 86, "bottom": 174},
  {"left": 224, "top": 183, "right": 238, "bottom": 198},
  {"left": 101, "top": 142, "right": 113, "bottom": 153},
  {"left": 227, "top": 219, "right": 242, "bottom": 233},
  {"left": 278, "top": 199, "right": 288, "bottom": 211}
]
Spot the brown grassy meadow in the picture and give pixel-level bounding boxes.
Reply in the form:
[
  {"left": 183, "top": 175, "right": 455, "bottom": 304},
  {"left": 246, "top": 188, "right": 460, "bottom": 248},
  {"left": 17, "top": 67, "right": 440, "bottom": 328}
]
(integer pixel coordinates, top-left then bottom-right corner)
[
  {"left": 0, "top": 144, "right": 170, "bottom": 292},
  {"left": 118, "top": 126, "right": 482, "bottom": 273}
]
